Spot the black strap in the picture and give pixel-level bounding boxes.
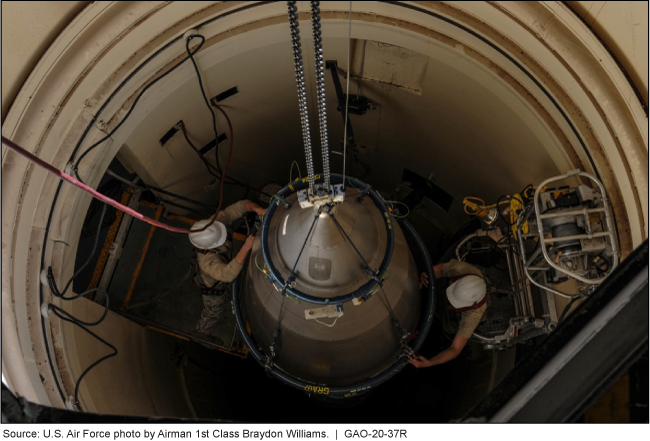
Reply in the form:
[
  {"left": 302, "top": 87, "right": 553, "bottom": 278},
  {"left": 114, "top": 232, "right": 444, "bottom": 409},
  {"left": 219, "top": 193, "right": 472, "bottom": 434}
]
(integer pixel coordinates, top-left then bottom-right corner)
[{"left": 200, "top": 283, "right": 228, "bottom": 296}]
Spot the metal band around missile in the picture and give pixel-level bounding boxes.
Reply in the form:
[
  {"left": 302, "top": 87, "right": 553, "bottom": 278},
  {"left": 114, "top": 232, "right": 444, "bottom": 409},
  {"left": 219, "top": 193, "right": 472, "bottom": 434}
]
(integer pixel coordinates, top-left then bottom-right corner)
[{"left": 232, "top": 216, "right": 435, "bottom": 397}]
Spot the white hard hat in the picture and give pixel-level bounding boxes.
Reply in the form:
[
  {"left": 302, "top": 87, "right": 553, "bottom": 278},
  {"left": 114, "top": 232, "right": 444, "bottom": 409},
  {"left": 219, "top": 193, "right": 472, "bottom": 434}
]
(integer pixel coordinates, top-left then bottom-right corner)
[
  {"left": 189, "top": 219, "right": 227, "bottom": 249},
  {"left": 446, "top": 275, "right": 486, "bottom": 309}
]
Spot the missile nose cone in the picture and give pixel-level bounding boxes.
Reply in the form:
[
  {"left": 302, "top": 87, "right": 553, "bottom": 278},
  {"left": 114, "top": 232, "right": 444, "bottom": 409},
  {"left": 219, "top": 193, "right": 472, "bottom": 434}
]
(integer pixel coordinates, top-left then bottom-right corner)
[
  {"left": 272, "top": 199, "right": 381, "bottom": 293},
  {"left": 237, "top": 175, "right": 432, "bottom": 392}
]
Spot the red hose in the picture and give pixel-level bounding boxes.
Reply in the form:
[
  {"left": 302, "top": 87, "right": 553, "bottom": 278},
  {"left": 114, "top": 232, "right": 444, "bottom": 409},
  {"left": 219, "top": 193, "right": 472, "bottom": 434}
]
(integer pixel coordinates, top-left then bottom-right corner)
[{"left": 1, "top": 133, "right": 231, "bottom": 234}]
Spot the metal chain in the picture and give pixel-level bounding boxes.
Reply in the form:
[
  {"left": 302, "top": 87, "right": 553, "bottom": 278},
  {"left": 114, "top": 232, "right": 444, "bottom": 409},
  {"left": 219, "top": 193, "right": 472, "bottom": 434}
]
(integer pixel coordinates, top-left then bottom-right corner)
[
  {"left": 342, "top": 1, "right": 352, "bottom": 188},
  {"left": 310, "top": 1, "right": 331, "bottom": 190},
  {"left": 287, "top": 1, "right": 315, "bottom": 196}
]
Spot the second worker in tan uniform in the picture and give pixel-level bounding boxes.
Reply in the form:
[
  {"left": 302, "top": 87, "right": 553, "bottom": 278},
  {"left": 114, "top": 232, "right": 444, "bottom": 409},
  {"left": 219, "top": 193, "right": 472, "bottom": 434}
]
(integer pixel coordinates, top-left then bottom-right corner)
[
  {"left": 409, "top": 259, "right": 487, "bottom": 368},
  {"left": 188, "top": 200, "right": 266, "bottom": 345}
]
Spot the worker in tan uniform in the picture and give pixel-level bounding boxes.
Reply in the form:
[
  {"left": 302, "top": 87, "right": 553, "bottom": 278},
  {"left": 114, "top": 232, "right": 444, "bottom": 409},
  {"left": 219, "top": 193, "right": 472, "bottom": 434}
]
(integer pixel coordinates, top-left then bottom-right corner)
[
  {"left": 188, "top": 200, "right": 266, "bottom": 345},
  {"left": 409, "top": 259, "right": 487, "bottom": 368}
]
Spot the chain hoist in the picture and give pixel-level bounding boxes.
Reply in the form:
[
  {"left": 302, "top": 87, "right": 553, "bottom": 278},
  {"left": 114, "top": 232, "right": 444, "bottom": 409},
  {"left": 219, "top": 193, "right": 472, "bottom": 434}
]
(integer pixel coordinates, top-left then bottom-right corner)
[
  {"left": 287, "top": 1, "right": 316, "bottom": 197},
  {"left": 286, "top": 1, "right": 332, "bottom": 201},
  {"left": 310, "top": 1, "right": 331, "bottom": 191}
]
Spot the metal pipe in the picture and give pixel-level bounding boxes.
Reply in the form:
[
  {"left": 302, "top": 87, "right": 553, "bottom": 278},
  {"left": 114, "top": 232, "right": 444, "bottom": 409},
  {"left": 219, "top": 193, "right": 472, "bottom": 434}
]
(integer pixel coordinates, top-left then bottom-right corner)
[
  {"left": 515, "top": 265, "right": 529, "bottom": 316},
  {"left": 455, "top": 230, "right": 487, "bottom": 261},
  {"left": 524, "top": 266, "right": 581, "bottom": 299},
  {"left": 517, "top": 253, "right": 536, "bottom": 318},
  {"left": 520, "top": 243, "right": 572, "bottom": 301},
  {"left": 472, "top": 333, "right": 497, "bottom": 343},
  {"left": 539, "top": 207, "right": 606, "bottom": 219},
  {"left": 505, "top": 246, "right": 522, "bottom": 317},
  {"left": 542, "top": 231, "right": 611, "bottom": 243}
]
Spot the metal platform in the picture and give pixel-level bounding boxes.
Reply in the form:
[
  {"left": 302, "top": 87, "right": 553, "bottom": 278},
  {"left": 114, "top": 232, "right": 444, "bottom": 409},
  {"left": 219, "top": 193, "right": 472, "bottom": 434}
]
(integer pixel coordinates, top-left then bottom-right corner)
[{"left": 76, "top": 186, "right": 246, "bottom": 356}]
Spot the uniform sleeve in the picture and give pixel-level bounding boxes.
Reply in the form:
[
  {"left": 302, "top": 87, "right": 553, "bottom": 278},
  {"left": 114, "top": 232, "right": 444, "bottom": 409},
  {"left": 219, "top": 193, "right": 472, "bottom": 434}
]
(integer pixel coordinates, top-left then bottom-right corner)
[
  {"left": 198, "top": 252, "right": 244, "bottom": 284},
  {"left": 440, "top": 259, "right": 483, "bottom": 278},
  {"left": 216, "top": 200, "right": 248, "bottom": 227},
  {"left": 457, "top": 303, "right": 487, "bottom": 339}
]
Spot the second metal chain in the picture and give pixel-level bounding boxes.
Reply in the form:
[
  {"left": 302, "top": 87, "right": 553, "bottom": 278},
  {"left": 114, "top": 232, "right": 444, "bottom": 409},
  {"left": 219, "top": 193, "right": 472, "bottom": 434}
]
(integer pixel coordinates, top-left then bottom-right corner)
[
  {"left": 310, "top": 1, "right": 330, "bottom": 191},
  {"left": 287, "top": 1, "right": 316, "bottom": 196}
]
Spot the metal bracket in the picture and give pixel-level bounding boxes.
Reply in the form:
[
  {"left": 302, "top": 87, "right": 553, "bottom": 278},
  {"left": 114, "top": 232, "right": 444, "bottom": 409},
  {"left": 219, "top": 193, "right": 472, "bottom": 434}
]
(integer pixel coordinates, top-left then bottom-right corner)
[
  {"left": 305, "top": 305, "right": 344, "bottom": 320},
  {"left": 297, "top": 183, "right": 345, "bottom": 208},
  {"left": 274, "top": 194, "right": 292, "bottom": 208},
  {"left": 266, "top": 328, "right": 281, "bottom": 370},
  {"left": 108, "top": 243, "right": 122, "bottom": 260}
]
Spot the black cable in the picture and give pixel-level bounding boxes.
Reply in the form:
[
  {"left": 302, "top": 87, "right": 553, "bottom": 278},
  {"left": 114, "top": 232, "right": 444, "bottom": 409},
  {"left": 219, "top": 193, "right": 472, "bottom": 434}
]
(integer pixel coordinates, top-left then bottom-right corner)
[
  {"left": 180, "top": 123, "right": 247, "bottom": 188},
  {"left": 519, "top": 184, "right": 534, "bottom": 202},
  {"left": 558, "top": 295, "right": 580, "bottom": 324},
  {"left": 38, "top": 2, "right": 278, "bottom": 408},
  {"left": 125, "top": 266, "right": 192, "bottom": 310},
  {"left": 44, "top": 201, "right": 115, "bottom": 410},
  {"left": 185, "top": 36, "right": 223, "bottom": 175},
  {"left": 492, "top": 232, "right": 511, "bottom": 252},
  {"left": 69, "top": 29, "right": 254, "bottom": 210},
  {"left": 48, "top": 304, "right": 117, "bottom": 412},
  {"left": 73, "top": 36, "right": 207, "bottom": 183},
  {"left": 182, "top": 350, "right": 222, "bottom": 376},
  {"left": 48, "top": 204, "right": 108, "bottom": 298},
  {"left": 181, "top": 122, "right": 221, "bottom": 179}
]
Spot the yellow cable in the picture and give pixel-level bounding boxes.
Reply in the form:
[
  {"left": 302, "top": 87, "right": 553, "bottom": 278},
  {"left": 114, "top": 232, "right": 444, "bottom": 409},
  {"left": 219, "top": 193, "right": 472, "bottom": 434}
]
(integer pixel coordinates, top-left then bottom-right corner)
[
  {"left": 463, "top": 197, "right": 491, "bottom": 217},
  {"left": 290, "top": 160, "right": 302, "bottom": 182}
]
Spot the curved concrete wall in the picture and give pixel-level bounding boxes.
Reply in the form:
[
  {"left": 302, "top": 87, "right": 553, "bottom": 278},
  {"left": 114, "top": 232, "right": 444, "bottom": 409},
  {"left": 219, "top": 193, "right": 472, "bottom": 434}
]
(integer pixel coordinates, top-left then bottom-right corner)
[{"left": 2, "top": 1, "right": 647, "bottom": 415}]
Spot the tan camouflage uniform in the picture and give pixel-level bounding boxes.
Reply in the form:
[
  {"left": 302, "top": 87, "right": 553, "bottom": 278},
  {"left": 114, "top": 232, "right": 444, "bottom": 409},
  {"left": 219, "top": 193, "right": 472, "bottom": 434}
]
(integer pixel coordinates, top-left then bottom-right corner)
[{"left": 195, "top": 200, "right": 248, "bottom": 336}]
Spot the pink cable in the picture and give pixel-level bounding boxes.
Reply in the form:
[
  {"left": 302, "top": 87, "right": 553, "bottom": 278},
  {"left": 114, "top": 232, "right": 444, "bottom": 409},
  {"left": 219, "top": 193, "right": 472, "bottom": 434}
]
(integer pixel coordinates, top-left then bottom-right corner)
[{"left": 2, "top": 135, "right": 204, "bottom": 234}]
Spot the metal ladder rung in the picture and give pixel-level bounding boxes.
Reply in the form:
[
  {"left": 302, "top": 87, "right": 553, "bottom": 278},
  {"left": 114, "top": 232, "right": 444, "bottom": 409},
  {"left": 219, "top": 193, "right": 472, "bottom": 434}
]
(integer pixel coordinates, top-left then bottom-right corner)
[
  {"left": 539, "top": 206, "right": 606, "bottom": 219},
  {"left": 543, "top": 231, "right": 611, "bottom": 243}
]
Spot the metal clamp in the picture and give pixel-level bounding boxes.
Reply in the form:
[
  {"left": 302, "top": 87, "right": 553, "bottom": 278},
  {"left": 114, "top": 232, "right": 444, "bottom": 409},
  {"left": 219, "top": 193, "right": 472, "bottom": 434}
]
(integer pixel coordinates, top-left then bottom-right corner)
[{"left": 266, "top": 329, "right": 281, "bottom": 371}]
